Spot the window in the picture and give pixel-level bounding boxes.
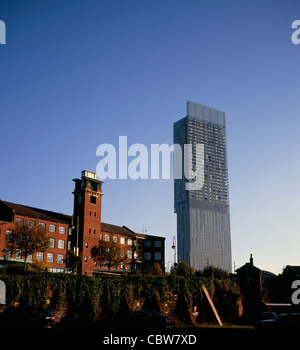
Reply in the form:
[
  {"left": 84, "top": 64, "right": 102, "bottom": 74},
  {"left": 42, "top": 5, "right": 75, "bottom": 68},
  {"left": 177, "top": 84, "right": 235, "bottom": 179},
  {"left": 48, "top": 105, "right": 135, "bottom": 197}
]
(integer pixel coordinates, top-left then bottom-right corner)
[
  {"left": 127, "top": 239, "right": 132, "bottom": 246},
  {"left": 85, "top": 242, "right": 88, "bottom": 248},
  {"left": 120, "top": 237, "right": 125, "bottom": 245},
  {"left": 113, "top": 236, "right": 118, "bottom": 243},
  {"left": 120, "top": 249, "right": 125, "bottom": 257},
  {"left": 91, "top": 182, "right": 98, "bottom": 192},
  {"left": 144, "top": 252, "right": 151, "bottom": 260},
  {"left": 57, "top": 254, "right": 64, "bottom": 264},
  {"left": 90, "top": 196, "right": 97, "bottom": 204},
  {"left": 105, "top": 234, "right": 110, "bottom": 242},
  {"left": 39, "top": 222, "right": 46, "bottom": 229},
  {"left": 28, "top": 220, "right": 35, "bottom": 228},
  {"left": 36, "top": 252, "right": 44, "bottom": 261},
  {"left": 16, "top": 218, "right": 24, "bottom": 226},
  {"left": 127, "top": 250, "right": 132, "bottom": 259},
  {"left": 144, "top": 241, "right": 151, "bottom": 247},
  {"left": 58, "top": 240, "right": 65, "bottom": 249},
  {"left": 154, "top": 253, "right": 161, "bottom": 260},
  {"left": 67, "top": 241, "right": 72, "bottom": 250},
  {"left": 47, "top": 253, "right": 54, "bottom": 263},
  {"left": 5, "top": 250, "right": 11, "bottom": 259},
  {"left": 6, "top": 230, "right": 13, "bottom": 242},
  {"left": 49, "top": 224, "right": 56, "bottom": 232},
  {"left": 16, "top": 249, "right": 22, "bottom": 259},
  {"left": 154, "top": 241, "right": 161, "bottom": 248},
  {"left": 49, "top": 238, "right": 55, "bottom": 248},
  {"left": 68, "top": 228, "right": 72, "bottom": 236},
  {"left": 59, "top": 226, "right": 66, "bottom": 234}
]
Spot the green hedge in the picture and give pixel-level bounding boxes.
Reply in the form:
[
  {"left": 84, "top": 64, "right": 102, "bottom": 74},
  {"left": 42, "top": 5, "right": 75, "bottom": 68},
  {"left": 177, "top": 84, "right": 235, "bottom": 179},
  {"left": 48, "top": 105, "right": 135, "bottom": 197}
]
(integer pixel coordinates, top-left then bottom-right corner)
[{"left": 0, "top": 273, "right": 241, "bottom": 321}]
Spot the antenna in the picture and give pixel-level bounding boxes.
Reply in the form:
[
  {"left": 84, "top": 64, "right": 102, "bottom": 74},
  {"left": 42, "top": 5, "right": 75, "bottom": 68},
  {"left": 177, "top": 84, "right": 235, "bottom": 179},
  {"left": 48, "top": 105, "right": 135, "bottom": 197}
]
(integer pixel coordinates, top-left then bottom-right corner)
[{"left": 141, "top": 225, "right": 148, "bottom": 234}]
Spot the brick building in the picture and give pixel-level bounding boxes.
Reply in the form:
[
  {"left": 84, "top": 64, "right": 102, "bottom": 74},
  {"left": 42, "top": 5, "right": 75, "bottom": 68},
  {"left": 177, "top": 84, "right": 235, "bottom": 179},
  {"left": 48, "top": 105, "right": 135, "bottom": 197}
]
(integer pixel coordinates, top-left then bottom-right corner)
[
  {"left": 136, "top": 232, "right": 165, "bottom": 274},
  {"left": 0, "top": 200, "right": 72, "bottom": 273},
  {"left": 0, "top": 170, "right": 165, "bottom": 275}
]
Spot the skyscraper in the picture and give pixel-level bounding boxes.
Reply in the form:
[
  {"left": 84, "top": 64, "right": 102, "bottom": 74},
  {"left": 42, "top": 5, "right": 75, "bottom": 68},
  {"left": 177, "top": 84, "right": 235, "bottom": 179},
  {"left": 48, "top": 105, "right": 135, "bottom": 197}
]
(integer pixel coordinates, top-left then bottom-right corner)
[{"left": 174, "top": 101, "right": 232, "bottom": 272}]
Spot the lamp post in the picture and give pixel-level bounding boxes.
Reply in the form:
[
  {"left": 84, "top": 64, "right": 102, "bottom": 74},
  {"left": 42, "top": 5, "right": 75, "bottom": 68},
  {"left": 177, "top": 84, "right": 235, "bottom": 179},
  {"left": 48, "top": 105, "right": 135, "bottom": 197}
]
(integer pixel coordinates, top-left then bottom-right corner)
[
  {"left": 171, "top": 236, "right": 181, "bottom": 273},
  {"left": 171, "top": 236, "right": 176, "bottom": 266}
]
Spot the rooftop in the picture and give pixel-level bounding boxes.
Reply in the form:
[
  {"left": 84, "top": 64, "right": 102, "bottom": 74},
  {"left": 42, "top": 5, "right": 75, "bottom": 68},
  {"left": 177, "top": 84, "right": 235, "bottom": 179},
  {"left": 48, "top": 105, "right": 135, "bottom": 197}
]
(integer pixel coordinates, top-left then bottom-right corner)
[{"left": 0, "top": 200, "right": 72, "bottom": 224}]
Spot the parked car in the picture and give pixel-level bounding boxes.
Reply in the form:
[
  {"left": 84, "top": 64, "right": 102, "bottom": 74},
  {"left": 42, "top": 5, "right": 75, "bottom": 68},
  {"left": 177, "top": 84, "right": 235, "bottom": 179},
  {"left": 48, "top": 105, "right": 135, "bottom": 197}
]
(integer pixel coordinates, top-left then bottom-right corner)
[
  {"left": 0, "top": 307, "right": 55, "bottom": 329},
  {"left": 257, "top": 312, "right": 277, "bottom": 321},
  {"left": 255, "top": 313, "right": 300, "bottom": 330},
  {"left": 115, "top": 310, "right": 174, "bottom": 331}
]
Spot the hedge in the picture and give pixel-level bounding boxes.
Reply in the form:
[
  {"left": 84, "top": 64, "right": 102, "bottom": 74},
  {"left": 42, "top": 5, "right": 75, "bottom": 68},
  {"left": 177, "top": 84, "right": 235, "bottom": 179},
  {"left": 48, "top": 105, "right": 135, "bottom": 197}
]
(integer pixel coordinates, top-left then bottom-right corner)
[{"left": 0, "top": 273, "right": 241, "bottom": 322}]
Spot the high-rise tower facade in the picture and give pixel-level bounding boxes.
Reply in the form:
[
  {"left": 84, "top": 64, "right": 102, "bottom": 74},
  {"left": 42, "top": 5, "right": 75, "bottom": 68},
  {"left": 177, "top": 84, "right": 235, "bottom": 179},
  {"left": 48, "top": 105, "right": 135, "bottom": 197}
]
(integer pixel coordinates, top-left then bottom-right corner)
[{"left": 174, "top": 101, "right": 232, "bottom": 272}]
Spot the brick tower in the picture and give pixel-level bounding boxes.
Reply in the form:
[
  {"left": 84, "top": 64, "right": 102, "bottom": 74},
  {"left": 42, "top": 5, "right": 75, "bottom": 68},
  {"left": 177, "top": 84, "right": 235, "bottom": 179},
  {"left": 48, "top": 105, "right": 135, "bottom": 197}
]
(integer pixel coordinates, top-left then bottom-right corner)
[{"left": 72, "top": 170, "right": 104, "bottom": 274}]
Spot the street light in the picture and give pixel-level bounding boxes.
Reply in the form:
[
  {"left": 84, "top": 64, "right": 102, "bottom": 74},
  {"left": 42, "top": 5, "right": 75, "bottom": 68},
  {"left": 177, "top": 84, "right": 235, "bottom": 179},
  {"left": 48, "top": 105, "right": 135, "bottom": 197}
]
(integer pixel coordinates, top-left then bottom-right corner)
[{"left": 171, "top": 236, "right": 176, "bottom": 266}]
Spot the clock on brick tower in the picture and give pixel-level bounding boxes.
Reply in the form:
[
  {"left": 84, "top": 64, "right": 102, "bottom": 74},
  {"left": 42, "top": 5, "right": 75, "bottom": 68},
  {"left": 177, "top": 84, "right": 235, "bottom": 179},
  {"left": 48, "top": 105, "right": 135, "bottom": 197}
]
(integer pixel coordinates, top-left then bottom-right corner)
[{"left": 72, "top": 170, "right": 104, "bottom": 275}]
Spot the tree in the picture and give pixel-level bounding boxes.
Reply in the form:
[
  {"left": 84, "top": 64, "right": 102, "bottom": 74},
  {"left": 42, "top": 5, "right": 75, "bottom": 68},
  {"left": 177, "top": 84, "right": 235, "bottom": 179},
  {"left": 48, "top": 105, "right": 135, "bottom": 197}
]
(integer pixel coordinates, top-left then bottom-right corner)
[
  {"left": 148, "top": 262, "right": 164, "bottom": 275},
  {"left": 6, "top": 222, "right": 50, "bottom": 271},
  {"left": 177, "top": 261, "right": 194, "bottom": 276},
  {"left": 200, "top": 265, "right": 230, "bottom": 279},
  {"left": 91, "top": 237, "right": 127, "bottom": 272},
  {"left": 29, "top": 259, "right": 49, "bottom": 272}
]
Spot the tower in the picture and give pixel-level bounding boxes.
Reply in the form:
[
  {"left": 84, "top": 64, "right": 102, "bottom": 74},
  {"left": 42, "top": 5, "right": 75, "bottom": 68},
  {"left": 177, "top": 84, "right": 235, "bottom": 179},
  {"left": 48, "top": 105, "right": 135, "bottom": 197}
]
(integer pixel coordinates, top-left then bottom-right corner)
[
  {"left": 72, "top": 170, "right": 104, "bottom": 274},
  {"left": 174, "top": 101, "right": 232, "bottom": 272}
]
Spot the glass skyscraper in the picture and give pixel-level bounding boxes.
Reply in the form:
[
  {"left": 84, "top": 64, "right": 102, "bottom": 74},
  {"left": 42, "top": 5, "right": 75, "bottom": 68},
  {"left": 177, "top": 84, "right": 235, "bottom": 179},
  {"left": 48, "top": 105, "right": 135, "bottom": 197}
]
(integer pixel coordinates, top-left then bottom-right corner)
[{"left": 174, "top": 101, "right": 232, "bottom": 272}]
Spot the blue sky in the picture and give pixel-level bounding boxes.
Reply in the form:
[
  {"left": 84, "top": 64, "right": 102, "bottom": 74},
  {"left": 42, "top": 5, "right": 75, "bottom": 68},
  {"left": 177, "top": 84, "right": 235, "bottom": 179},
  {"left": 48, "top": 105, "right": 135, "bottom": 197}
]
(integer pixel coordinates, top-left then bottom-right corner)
[{"left": 0, "top": 0, "right": 300, "bottom": 274}]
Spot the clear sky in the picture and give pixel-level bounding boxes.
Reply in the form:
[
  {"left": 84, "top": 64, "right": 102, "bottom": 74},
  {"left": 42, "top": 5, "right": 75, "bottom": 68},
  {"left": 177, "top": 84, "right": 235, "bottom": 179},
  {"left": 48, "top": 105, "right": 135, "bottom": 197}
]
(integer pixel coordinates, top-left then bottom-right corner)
[{"left": 0, "top": 0, "right": 300, "bottom": 274}]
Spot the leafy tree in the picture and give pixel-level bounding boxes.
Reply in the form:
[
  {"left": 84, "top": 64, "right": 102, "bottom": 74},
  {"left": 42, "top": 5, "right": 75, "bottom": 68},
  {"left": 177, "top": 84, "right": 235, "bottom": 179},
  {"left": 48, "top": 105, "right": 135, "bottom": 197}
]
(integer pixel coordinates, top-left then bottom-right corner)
[
  {"left": 6, "top": 222, "right": 50, "bottom": 271},
  {"left": 148, "top": 262, "right": 164, "bottom": 275},
  {"left": 91, "top": 236, "right": 127, "bottom": 272},
  {"left": 29, "top": 259, "right": 49, "bottom": 272},
  {"left": 196, "top": 265, "right": 230, "bottom": 279},
  {"left": 177, "top": 261, "right": 194, "bottom": 276}
]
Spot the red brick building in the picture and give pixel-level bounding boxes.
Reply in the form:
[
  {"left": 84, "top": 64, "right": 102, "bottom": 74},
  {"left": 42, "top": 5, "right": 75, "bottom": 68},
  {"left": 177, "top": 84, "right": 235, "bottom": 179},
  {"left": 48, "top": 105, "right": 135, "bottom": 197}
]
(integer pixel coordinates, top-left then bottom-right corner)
[
  {"left": 0, "top": 170, "right": 165, "bottom": 275},
  {"left": 0, "top": 201, "right": 72, "bottom": 273}
]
